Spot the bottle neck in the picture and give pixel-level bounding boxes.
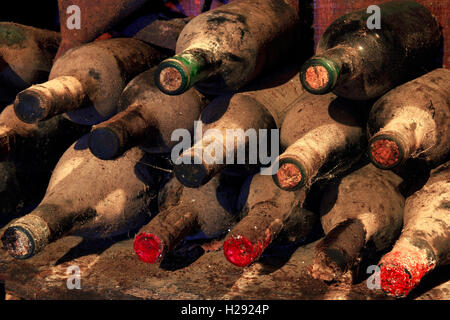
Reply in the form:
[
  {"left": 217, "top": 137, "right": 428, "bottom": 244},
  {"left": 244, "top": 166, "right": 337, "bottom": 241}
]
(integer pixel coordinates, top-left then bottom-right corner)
[
  {"left": 134, "top": 205, "right": 197, "bottom": 264},
  {"left": 2, "top": 204, "right": 99, "bottom": 259},
  {"left": 89, "top": 103, "right": 158, "bottom": 160},
  {"left": 379, "top": 237, "right": 436, "bottom": 298},
  {"left": 224, "top": 201, "right": 292, "bottom": 267},
  {"left": 174, "top": 137, "right": 226, "bottom": 188},
  {"left": 301, "top": 46, "right": 358, "bottom": 94},
  {"left": 312, "top": 218, "right": 366, "bottom": 281},
  {"left": 369, "top": 107, "right": 435, "bottom": 169},
  {"left": 14, "top": 76, "right": 87, "bottom": 123},
  {"left": 2, "top": 214, "right": 50, "bottom": 259},
  {"left": 156, "top": 49, "right": 217, "bottom": 95},
  {"left": 275, "top": 132, "right": 330, "bottom": 191}
]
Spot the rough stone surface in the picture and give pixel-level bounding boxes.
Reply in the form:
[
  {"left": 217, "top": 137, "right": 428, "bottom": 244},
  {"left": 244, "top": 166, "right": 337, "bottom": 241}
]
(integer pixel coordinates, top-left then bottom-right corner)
[{"left": 0, "top": 227, "right": 447, "bottom": 300}]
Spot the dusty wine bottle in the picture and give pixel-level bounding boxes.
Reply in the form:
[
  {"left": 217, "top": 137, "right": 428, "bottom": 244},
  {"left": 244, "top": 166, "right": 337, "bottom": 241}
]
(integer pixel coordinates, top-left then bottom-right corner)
[
  {"left": 0, "top": 104, "right": 89, "bottom": 223},
  {"left": 134, "top": 173, "right": 240, "bottom": 264},
  {"left": 154, "top": 0, "right": 300, "bottom": 95},
  {"left": 174, "top": 69, "right": 305, "bottom": 188},
  {"left": 311, "top": 164, "right": 405, "bottom": 282},
  {"left": 14, "top": 38, "right": 166, "bottom": 125},
  {"left": 378, "top": 161, "right": 450, "bottom": 298},
  {"left": 0, "top": 22, "right": 60, "bottom": 105},
  {"left": 368, "top": 68, "right": 450, "bottom": 170},
  {"left": 300, "top": 0, "right": 441, "bottom": 100},
  {"left": 55, "top": 0, "right": 148, "bottom": 59},
  {"left": 88, "top": 67, "right": 209, "bottom": 160},
  {"left": 273, "top": 93, "right": 369, "bottom": 191},
  {"left": 223, "top": 173, "right": 317, "bottom": 267},
  {"left": 1, "top": 142, "right": 163, "bottom": 259}
]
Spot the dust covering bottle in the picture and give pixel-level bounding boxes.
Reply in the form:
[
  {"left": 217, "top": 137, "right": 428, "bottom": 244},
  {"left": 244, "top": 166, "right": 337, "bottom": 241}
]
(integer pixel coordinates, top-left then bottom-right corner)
[
  {"left": 154, "top": 0, "right": 300, "bottom": 95},
  {"left": 300, "top": 0, "right": 441, "bottom": 100},
  {"left": 311, "top": 164, "right": 405, "bottom": 282},
  {"left": 378, "top": 160, "right": 450, "bottom": 298},
  {"left": 0, "top": 105, "right": 89, "bottom": 223},
  {"left": 88, "top": 67, "right": 209, "bottom": 160},
  {"left": 174, "top": 69, "right": 305, "bottom": 188},
  {"left": 2, "top": 141, "right": 164, "bottom": 259},
  {"left": 223, "top": 173, "right": 317, "bottom": 267},
  {"left": 367, "top": 68, "right": 450, "bottom": 170},
  {"left": 273, "top": 93, "right": 369, "bottom": 191},
  {"left": 134, "top": 173, "right": 241, "bottom": 264},
  {"left": 14, "top": 38, "right": 165, "bottom": 125}
]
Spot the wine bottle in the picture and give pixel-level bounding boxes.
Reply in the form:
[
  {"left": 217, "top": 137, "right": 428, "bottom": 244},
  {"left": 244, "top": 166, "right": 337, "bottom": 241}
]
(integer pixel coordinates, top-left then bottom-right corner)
[
  {"left": 14, "top": 38, "right": 166, "bottom": 125},
  {"left": 378, "top": 160, "right": 450, "bottom": 298},
  {"left": 0, "top": 105, "right": 89, "bottom": 223},
  {"left": 311, "top": 164, "right": 404, "bottom": 282},
  {"left": 300, "top": 0, "right": 441, "bottom": 100},
  {"left": 273, "top": 93, "right": 369, "bottom": 191},
  {"left": 0, "top": 22, "right": 60, "bottom": 105},
  {"left": 55, "top": 0, "right": 148, "bottom": 59},
  {"left": 174, "top": 69, "right": 305, "bottom": 188},
  {"left": 1, "top": 142, "right": 163, "bottom": 259},
  {"left": 368, "top": 68, "right": 450, "bottom": 170},
  {"left": 88, "top": 67, "right": 209, "bottom": 160},
  {"left": 154, "top": 0, "right": 300, "bottom": 95},
  {"left": 223, "top": 173, "right": 317, "bottom": 267},
  {"left": 134, "top": 173, "right": 240, "bottom": 264}
]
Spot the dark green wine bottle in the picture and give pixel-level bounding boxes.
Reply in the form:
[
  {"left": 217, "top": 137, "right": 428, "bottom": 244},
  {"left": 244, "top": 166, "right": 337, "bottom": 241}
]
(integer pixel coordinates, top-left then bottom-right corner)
[
  {"left": 154, "top": 0, "right": 300, "bottom": 95},
  {"left": 300, "top": 0, "right": 441, "bottom": 100}
]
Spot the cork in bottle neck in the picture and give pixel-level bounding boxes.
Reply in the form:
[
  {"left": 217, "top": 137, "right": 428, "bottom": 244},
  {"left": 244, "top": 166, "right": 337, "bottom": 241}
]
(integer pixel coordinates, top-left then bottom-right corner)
[
  {"left": 14, "top": 76, "right": 86, "bottom": 123},
  {"left": 369, "top": 131, "right": 410, "bottom": 170},
  {"left": 2, "top": 214, "right": 51, "bottom": 259},
  {"left": 155, "top": 49, "right": 216, "bottom": 95}
]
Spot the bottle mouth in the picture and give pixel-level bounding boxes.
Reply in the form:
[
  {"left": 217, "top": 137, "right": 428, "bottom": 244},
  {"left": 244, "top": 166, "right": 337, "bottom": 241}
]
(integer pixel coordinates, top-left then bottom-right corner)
[
  {"left": 311, "top": 248, "right": 347, "bottom": 282},
  {"left": 273, "top": 159, "right": 307, "bottom": 191},
  {"left": 133, "top": 233, "right": 165, "bottom": 264},
  {"left": 300, "top": 58, "right": 339, "bottom": 94},
  {"left": 14, "top": 91, "right": 47, "bottom": 124},
  {"left": 1, "top": 226, "right": 36, "bottom": 259},
  {"left": 88, "top": 127, "right": 121, "bottom": 160},
  {"left": 369, "top": 134, "right": 405, "bottom": 170},
  {"left": 173, "top": 152, "right": 215, "bottom": 188},
  {"left": 155, "top": 58, "right": 190, "bottom": 95},
  {"left": 379, "top": 249, "right": 434, "bottom": 298},
  {"left": 223, "top": 236, "right": 265, "bottom": 268}
]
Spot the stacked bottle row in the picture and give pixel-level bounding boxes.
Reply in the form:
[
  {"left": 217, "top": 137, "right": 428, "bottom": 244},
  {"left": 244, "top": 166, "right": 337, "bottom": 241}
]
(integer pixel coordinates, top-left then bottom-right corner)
[{"left": 0, "top": 0, "right": 448, "bottom": 300}]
